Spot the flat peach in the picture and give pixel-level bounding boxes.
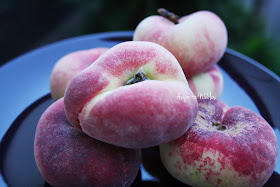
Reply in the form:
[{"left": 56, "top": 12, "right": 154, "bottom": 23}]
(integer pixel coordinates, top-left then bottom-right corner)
[
  {"left": 134, "top": 10, "right": 227, "bottom": 76},
  {"left": 64, "top": 41, "right": 198, "bottom": 149},
  {"left": 34, "top": 98, "right": 141, "bottom": 186},
  {"left": 160, "top": 99, "right": 278, "bottom": 187}
]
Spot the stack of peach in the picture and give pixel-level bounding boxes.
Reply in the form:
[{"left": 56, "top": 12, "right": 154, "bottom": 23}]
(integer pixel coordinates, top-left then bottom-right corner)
[{"left": 34, "top": 9, "right": 278, "bottom": 187}]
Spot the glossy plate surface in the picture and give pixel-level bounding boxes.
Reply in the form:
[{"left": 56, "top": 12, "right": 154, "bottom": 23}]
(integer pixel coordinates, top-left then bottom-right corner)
[{"left": 0, "top": 31, "right": 280, "bottom": 186}]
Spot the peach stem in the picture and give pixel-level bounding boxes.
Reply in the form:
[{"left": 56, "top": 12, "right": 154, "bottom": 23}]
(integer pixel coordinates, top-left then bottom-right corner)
[
  {"left": 212, "top": 122, "right": 227, "bottom": 131},
  {"left": 157, "top": 8, "right": 180, "bottom": 24},
  {"left": 125, "top": 67, "right": 149, "bottom": 85}
]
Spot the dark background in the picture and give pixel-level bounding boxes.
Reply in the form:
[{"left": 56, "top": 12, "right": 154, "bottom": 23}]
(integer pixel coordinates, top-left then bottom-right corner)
[{"left": 1, "top": 0, "right": 280, "bottom": 75}]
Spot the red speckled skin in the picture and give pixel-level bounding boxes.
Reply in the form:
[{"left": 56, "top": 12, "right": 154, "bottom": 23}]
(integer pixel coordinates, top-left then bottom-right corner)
[
  {"left": 34, "top": 98, "right": 141, "bottom": 187},
  {"left": 160, "top": 99, "right": 278, "bottom": 187},
  {"left": 50, "top": 48, "right": 109, "bottom": 100},
  {"left": 64, "top": 41, "right": 198, "bottom": 149},
  {"left": 133, "top": 11, "right": 228, "bottom": 77}
]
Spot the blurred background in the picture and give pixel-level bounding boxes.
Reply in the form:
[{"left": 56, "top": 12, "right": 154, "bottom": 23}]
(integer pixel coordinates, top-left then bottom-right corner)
[{"left": 1, "top": 0, "right": 280, "bottom": 76}]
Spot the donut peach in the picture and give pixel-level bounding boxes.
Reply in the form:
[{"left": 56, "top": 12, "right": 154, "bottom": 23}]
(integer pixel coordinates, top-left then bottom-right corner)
[
  {"left": 64, "top": 41, "right": 198, "bottom": 149},
  {"left": 34, "top": 98, "right": 141, "bottom": 186}
]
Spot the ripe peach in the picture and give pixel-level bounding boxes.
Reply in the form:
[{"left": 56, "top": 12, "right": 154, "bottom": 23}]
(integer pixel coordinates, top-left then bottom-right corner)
[
  {"left": 50, "top": 48, "right": 109, "bottom": 100},
  {"left": 188, "top": 65, "right": 224, "bottom": 98},
  {"left": 133, "top": 10, "right": 227, "bottom": 76},
  {"left": 34, "top": 98, "right": 141, "bottom": 186},
  {"left": 160, "top": 99, "right": 278, "bottom": 187},
  {"left": 64, "top": 41, "right": 198, "bottom": 149}
]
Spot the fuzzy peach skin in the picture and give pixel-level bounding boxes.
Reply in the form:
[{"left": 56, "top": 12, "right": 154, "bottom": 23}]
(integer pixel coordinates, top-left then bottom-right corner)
[
  {"left": 160, "top": 99, "right": 278, "bottom": 187},
  {"left": 64, "top": 41, "right": 198, "bottom": 149},
  {"left": 133, "top": 10, "right": 227, "bottom": 77},
  {"left": 50, "top": 48, "right": 109, "bottom": 100},
  {"left": 34, "top": 98, "right": 141, "bottom": 187},
  {"left": 188, "top": 65, "right": 223, "bottom": 98}
]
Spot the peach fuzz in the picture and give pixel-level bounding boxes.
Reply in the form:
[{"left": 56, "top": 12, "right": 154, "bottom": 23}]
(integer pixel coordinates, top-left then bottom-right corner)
[
  {"left": 188, "top": 65, "right": 224, "bottom": 98},
  {"left": 64, "top": 41, "right": 198, "bottom": 149},
  {"left": 50, "top": 47, "right": 109, "bottom": 100},
  {"left": 160, "top": 99, "right": 278, "bottom": 187},
  {"left": 34, "top": 98, "right": 141, "bottom": 187},
  {"left": 133, "top": 10, "right": 227, "bottom": 76}
]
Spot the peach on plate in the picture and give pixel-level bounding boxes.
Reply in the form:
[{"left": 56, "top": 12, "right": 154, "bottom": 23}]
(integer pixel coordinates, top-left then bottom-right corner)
[
  {"left": 64, "top": 41, "right": 198, "bottom": 149},
  {"left": 160, "top": 99, "right": 278, "bottom": 187},
  {"left": 34, "top": 98, "right": 141, "bottom": 186},
  {"left": 133, "top": 9, "right": 227, "bottom": 76}
]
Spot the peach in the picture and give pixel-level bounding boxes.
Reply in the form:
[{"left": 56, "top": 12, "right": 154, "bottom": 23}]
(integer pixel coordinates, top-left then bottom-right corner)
[
  {"left": 133, "top": 9, "right": 227, "bottom": 76},
  {"left": 160, "top": 99, "right": 278, "bottom": 187},
  {"left": 34, "top": 98, "right": 141, "bottom": 186},
  {"left": 188, "top": 65, "right": 224, "bottom": 98},
  {"left": 64, "top": 41, "right": 198, "bottom": 149},
  {"left": 50, "top": 48, "right": 109, "bottom": 100}
]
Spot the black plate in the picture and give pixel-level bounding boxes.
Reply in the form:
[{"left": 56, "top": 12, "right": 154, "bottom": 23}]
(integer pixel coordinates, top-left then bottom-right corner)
[{"left": 0, "top": 31, "right": 280, "bottom": 186}]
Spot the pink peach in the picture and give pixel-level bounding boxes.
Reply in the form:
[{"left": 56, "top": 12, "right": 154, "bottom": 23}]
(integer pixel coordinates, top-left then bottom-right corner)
[
  {"left": 133, "top": 10, "right": 227, "bottom": 76},
  {"left": 64, "top": 41, "right": 198, "bottom": 149},
  {"left": 160, "top": 99, "right": 278, "bottom": 187},
  {"left": 50, "top": 48, "right": 109, "bottom": 100},
  {"left": 34, "top": 98, "right": 141, "bottom": 186}
]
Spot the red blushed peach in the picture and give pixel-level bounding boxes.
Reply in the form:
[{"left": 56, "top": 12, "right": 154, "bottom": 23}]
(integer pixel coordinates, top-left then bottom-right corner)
[
  {"left": 50, "top": 48, "right": 109, "bottom": 100},
  {"left": 160, "top": 99, "right": 278, "bottom": 187},
  {"left": 64, "top": 41, "right": 198, "bottom": 149},
  {"left": 133, "top": 10, "right": 227, "bottom": 76},
  {"left": 34, "top": 98, "right": 141, "bottom": 186},
  {"left": 188, "top": 65, "right": 224, "bottom": 98}
]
